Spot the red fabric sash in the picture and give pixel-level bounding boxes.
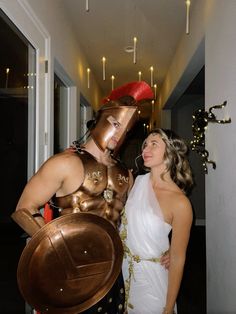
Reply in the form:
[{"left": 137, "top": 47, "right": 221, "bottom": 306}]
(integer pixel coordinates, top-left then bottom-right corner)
[{"left": 36, "top": 203, "right": 53, "bottom": 314}]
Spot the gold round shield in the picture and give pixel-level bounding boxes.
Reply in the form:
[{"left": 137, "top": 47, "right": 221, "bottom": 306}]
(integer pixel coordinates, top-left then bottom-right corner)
[{"left": 17, "top": 213, "right": 123, "bottom": 313}]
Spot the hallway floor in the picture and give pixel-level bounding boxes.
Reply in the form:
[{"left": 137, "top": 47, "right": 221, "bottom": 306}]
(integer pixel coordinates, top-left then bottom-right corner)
[
  {"left": 178, "top": 225, "right": 206, "bottom": 314},
  {"left": 0, "top": 223, "right": 25, "bottom": 314}
]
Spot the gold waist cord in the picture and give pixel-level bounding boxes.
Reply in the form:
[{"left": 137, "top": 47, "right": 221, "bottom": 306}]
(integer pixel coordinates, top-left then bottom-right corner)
[
  {"left": 125, "top": 248, "right": 161, "bottom": 311},
  {"left": 120, "top": 209, "right": 162, "bottom": 311}
]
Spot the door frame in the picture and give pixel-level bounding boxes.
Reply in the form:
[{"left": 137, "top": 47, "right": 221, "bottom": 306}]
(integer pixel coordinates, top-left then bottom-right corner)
[
  {"left": 54, "top": 59, "right": 76, "bottom": 154},
  {"left": 0, "top": 0, "right": 50, "bottom": 174}
]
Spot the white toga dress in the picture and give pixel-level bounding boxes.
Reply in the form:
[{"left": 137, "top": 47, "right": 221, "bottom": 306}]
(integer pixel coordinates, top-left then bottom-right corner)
[{"left": 122, "top": 173, "right": 176, "bottom": 314}]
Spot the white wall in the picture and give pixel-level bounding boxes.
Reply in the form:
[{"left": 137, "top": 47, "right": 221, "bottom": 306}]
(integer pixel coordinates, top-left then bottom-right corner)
[
  {"left": 27, "top": 0, "right": 102, "bottom": 109},
  {"left": 26, "top": 0, "right": 103, "bottom": 156},
  {"left": 158, "top": 0, "right": 236, "bottom": 312},
  {"left": 157, "top": 0, "right": 207, "bottom": 125},
  {"left": 205, "top": 1, "right": 236, "bottom": 312},
  {"left": 171, "top": 95, "right": 205, "bottom": 223}
]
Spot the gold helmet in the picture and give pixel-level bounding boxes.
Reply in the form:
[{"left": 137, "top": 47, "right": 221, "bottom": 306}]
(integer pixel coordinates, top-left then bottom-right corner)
[{"left": 91, "top": 81, "right": 154, "bottom": 156}]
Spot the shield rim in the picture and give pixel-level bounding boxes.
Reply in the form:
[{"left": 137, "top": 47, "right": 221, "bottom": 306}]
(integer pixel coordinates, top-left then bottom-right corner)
[{"left": 17, "top": 212, "right": 123, "bottom": 314}]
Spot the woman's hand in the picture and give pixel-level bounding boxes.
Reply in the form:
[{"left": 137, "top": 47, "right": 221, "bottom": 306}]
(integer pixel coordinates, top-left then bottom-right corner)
[{"left": 160, "top": 250, "right": 170, "bottom": 270}]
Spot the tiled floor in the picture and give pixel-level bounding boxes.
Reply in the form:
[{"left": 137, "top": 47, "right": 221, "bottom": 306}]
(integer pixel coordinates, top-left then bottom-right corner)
[{"left": 0, "top": 223, "right": 206, "bottom": 314}]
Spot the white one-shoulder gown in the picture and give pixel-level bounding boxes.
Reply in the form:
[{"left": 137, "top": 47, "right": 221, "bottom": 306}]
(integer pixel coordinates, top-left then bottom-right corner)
[{"left": 122, "top": 173, "right": 176, "bottom": 314}]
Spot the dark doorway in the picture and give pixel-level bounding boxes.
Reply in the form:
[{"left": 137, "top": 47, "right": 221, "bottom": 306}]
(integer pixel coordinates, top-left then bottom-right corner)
[
  {"left": 54, "top": 74, "right": 68, "bottom": 153},
  {"left": 0, "top": 9, "right": 36, "bottom": 313}
]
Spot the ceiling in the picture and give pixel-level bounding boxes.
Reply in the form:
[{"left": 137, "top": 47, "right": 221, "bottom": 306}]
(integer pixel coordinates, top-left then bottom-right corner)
[{"left": 62, "top": 0, "right": 196, "bottom": 98}]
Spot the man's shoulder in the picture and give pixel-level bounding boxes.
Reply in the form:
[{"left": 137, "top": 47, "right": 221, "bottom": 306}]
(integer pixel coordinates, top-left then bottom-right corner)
[{"left": 47, "top": 151, "right": 83, "bottom": 168}]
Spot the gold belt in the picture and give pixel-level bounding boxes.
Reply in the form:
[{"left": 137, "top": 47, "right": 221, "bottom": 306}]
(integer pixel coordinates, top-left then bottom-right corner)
[
  {"left": 124, "top": 250, "right": 161, "bottom": 310},
  {"left": 120, "top": 209, "right": 162, "bottom": 310}
]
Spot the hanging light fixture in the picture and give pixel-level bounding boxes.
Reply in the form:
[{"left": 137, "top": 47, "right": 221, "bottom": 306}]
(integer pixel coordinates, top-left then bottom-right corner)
[
  {"left": 87, "top": 68, "right": 90, "bottom": 88},
  {"left": 5, "top": 68, "right": 10, "bottom": 88},
  {"left": 138, "top": 71, "right": 142, "bottom": 82},
  {"left": 133, "top": 37, "right": 137, "bottom": 64},
  {"left": 185, "top": 0, "right": 191, "bottom": 34},
  {"left": 86, "top": 0, "right": 89, "bottom": 12},
  {"left": 152, "top": 100, "right": 155, "bottom": 114},
  {"left": 154, "top": 84, "right": 157, "bottom": 100},
  {"left": 143, "top": 123, "right": 146, "bottom": 133},
  {"left": 150, "top": 66, "right": 154, "bottom": 87},
  {"left": 102, "top": 57, "right": 106, "bottom": 80},
  {"left": 111, "top": 75, "right": 115, "bottom": 90}
]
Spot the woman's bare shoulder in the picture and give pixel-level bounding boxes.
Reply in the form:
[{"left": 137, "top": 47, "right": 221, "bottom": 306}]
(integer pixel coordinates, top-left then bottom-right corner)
[{"left": 171, "top": 190, "right": 192, "bottom": 223}]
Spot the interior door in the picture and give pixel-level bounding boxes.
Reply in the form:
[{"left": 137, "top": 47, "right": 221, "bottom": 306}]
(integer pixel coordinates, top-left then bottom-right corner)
[
  {"left": 54, "top": 74, "right": 68, "bottom": 153},
  {"left": 0, "top": 10, "right": 36, "bottom": 224},
  {"left": 0, "top": 2, "right": 48, "bottom": 312},
  {"left": 0, "top": 8, "right": 37, "bottom": 314}
]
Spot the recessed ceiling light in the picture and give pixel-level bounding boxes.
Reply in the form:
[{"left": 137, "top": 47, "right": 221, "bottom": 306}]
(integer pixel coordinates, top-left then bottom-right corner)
[{"left": 124, "top": 46, "right": 134, "bottom": 53}]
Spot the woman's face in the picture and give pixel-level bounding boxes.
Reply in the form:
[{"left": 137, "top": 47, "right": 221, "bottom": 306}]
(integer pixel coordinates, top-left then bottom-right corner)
[{"left": 142, "top": 133, "right": 166, "bottom": 169}]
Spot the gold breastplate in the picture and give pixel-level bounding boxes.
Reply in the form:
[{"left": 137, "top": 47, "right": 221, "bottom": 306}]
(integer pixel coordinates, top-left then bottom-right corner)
[{"left": 52, "top": 151, "right": 130, "bottom": 227}]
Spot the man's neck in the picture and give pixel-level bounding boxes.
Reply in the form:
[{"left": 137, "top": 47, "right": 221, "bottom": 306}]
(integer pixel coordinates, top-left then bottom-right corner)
[
  {"left": 83, "top": 138, "right": 114, "bottom": 166},
  {"left": 83, "top": 138, "right": 101, "bottom": 158}
]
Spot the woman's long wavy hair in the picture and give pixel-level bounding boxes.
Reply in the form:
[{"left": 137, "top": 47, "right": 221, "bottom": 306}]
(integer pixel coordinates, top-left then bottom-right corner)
[{"left": 142, "top": 128, "right": 193, "bottom": 193}]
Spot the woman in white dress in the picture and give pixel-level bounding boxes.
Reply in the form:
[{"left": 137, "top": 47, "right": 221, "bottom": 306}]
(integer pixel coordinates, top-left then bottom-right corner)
[{"left": 121, "top": 129, "right": 193, "bottom": 314}]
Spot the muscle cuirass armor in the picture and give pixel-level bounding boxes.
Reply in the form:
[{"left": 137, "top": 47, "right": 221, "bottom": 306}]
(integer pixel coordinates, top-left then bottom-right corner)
[{"left": 51, "top": 150, "right": 130, "bottom": 227}]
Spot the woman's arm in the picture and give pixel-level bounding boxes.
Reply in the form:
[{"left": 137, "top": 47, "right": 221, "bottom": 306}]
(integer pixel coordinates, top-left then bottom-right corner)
[{"left": 163, "top": 195, "right": 193, "bottom": 314}]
